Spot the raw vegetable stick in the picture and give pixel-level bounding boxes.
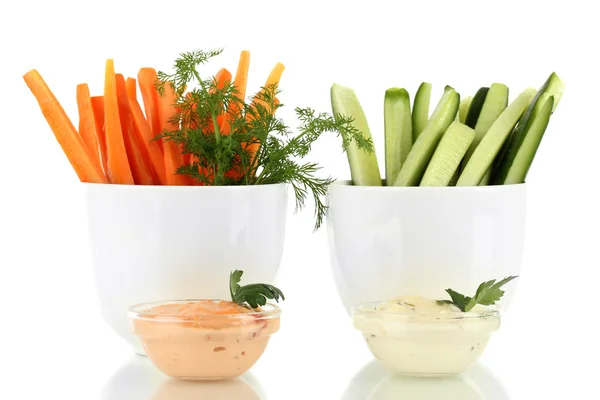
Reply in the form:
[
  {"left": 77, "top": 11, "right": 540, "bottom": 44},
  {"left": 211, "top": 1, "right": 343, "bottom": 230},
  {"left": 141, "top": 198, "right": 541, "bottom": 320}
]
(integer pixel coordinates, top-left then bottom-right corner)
[
  {"left": 457, "top": 88, "right": 537, "bottom": 186},
  {"left": 464, "top": 87, "right": 489, "bottom": 129},
  {"left": 23, "top": 69, "right": 108, "bottom": 183},
  {"left": 503, "top": 96, "right": 554, "bottom": 184},
  {"left": 125, "top": 77, "right": 137, "bottom": 101},
  {"left": 90, "top": 96, "right": 107, "bottom": 173},
  {"left": 212, "top": 68, "right": 233, "bottom": 135},
  {"left": 138, "top": 68, "right": 163, "bottom": 152},
  {"left": 115, "top": 74, "right": 156, "bottom": 185},
  {"left": 458, "top": 96, "right": 472, "bottom": 123},
  {"left": 384, "top": 88, "right": 412, "bottom": 185},
  {"left": 126, "top": 84, "right": 167, "bottom": 185},
  {"left": 246, "top": 63, "right": 285, "bottom": 161},
  {"left": 76, "top": 83, "right": 102, "bottom": 170},
  {"left": 393, "top": 86, "right": 460, "bottom": 186},
  {"left": 462, "top": 83, "right": 509, "bottom": 167},
  {"left": 104, "top": 59, "right": 134, "bottom": 184},
  {"left": 231, "top": 50, "right": 250, "bottom": 113},
  {"left": 492, "top": 72, "right": 565, "bottom": 184},
  {"left": 412, "top": 82, "right": 432, "bottom": 141},
  {"left": 158, "top": 82, "right": 188, "bottom": 185},
  {"left": 331, "top": 83, "right": 382, "bottom": 186},
  {"left": 420, "top": 122, "right": 475, "bottom": 186}
]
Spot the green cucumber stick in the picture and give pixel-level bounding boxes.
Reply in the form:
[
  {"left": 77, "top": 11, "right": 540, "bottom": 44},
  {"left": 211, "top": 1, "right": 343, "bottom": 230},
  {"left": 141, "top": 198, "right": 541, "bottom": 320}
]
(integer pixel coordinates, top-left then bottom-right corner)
[
  {"left": 393, "top": 86, "right": 460, "bottom": 186},
  {"left": 420, "top": 122, "right": 475, "bottom": 186},
  {"left": 458, "top": 96, "right": 473, "bottom": 123},
  {"left": 412, "top": 82, "right": 432, "bottom": 141},
  {"left": 463, "top": 83, "right": 509, "bottom": 166},
  {"left": 503, "top": 96, "right": 554, "bottom": 184},
  {"left": 384, "top": 88, "right": 412, "bottom": 185},
  {"left": 457, "top": 88, "right": 537, "bottom": 186},
  {"left": 331, "top": 83, "right": 382, "bottom": 186},
  {"left": 492, "top": 72, "right": 565, "bottom": 184}
]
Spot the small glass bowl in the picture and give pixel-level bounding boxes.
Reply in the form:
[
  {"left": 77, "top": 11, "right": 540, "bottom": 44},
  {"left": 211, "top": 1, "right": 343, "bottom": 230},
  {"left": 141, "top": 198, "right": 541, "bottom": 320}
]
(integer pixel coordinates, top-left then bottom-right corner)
[
  {"left": 352, "top": 301, "right": 501, "bottom": 377},
  {"left": 129, "top": 299, "right": 281, "bottom": 380}
]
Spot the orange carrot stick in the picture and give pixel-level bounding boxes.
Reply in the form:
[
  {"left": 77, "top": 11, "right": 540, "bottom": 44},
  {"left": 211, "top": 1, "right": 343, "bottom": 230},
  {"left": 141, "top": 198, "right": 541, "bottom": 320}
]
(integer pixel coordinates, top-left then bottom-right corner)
[
  {"left": 126, "top": 80, "right": 167, "bottom": 185},
  {"left": 23, "top": 70, "right": 107, "bottom": 183},
  {"left": 245, "top": 62, "right": 285, "bottom": 164},
  {"left": 116, "top": 74, "right": 155, "bottom": 185},
  {"left": 76, "top": 83, "right": 102, "bottom": 171},
  {"left": 104, "top": 59, "right": 134, "bottom": 184},
  {"left": 233, "top": 50, "right": 250, "bottom": 107},
  {"left": 125, "top": 77, "right": 137, "bottom": 101},
  {"left": 158, "top": 82, "right": 187, "bottom": 185},
  {"left": 91, "top": 96, "right": 107, "bottom": 174},
  {"left": 138, "top": 68, "right": 163, "bottom": 152},
  {"left": 213, "top": 68, "right": 232, "bottom": 91}
]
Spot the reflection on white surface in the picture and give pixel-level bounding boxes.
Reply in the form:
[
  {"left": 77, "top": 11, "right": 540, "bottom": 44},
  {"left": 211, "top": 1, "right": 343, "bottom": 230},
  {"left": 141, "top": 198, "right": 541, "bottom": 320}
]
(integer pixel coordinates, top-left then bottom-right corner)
[
  {"left": 102, "top": 355, "right": 266, "bottom": 400},
  {"left": 343, "top": 360, "right": 509, "bottom": 400}
]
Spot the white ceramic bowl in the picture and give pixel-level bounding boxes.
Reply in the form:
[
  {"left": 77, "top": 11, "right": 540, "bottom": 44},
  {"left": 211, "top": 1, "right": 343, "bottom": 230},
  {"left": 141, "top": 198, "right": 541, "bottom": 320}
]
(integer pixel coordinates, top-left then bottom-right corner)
[
  {"left": 327, "top": 181, "right": 526, "bottom": 313},
  {"left": 85, "top": 183, "right": 288, "bottom": 354}
]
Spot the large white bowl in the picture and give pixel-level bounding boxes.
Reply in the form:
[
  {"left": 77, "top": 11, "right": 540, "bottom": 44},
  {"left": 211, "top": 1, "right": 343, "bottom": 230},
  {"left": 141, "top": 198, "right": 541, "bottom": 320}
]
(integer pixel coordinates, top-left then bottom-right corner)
[
  {"left": 85, "top": 183, "right": 288, "bottom": 354},
  {"left": 327, "top": 181, "right": 526, "bottom": 313}
]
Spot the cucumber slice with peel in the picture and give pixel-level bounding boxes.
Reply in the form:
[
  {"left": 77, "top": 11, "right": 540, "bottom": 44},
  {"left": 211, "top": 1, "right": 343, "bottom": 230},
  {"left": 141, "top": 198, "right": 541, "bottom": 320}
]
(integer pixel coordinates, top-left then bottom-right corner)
[
  {"left": 503, "top": 96, "right": 554, "bottom": 184},
  {"left": 457, "top": 88, "right": 537, "bottom": 186},
  {"left": 458, "top": 96, "right": 473, "bottom": 123},
  {"left": 492, "top": 72, "right": 565, "bottom": 184},
  {"left": 384, "top": 88, "right": 412, "bottom": 185},
  {"left": 465, "top": 87, "right": 489, "bottom": 129},
  {"left": 463, "top": 83, "right": 509, "bottom": 167},
  {"left": 331, "top": 83, "right": 382, "bottom": 186},
  {"left": 393, "top": 87, "right": 460, "bottom": 186},
  {"left": 420, "top": 122, "right": 475, "bottom": 186},
  {"left": 412, "top": 82, "right": 432, "bottom": 141}
]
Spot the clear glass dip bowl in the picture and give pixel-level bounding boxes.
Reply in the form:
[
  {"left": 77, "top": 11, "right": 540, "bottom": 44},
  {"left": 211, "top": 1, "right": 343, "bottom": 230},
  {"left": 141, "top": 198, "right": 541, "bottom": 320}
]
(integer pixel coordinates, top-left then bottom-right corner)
[
  {"left": 352, "top": 300, "right": 501, "bottom": 377},
  {"left": 129, "top": 299, "right": 280, "bottom": 380}
]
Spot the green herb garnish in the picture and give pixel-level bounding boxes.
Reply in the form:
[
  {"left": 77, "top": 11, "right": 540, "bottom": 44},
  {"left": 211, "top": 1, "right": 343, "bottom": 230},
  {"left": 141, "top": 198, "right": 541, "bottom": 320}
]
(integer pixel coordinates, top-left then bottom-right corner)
[
  {"left": 436, "top": 276, "right": 518, "bottom": 312},
  {"left": 156, "top": 49, "right": 373, "bottom": 230},
  {"left": 229, "top": 270, "right": 285, "bottom": 309}
]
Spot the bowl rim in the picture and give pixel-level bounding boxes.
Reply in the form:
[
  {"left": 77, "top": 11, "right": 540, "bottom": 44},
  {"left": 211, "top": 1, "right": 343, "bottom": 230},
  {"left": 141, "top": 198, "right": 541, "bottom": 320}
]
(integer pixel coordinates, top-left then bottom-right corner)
[
  {"left": 330, "top": 179, "right": 526, "bottom": 192},
  {"left": 351, "top": 300, "right": 500, "bottom": 321},
  {"left": 128, "top": 299, "right": 281, "bottom": 322},
  {"left": 82, "top": 182, "right": 288, "bottom": 191}
]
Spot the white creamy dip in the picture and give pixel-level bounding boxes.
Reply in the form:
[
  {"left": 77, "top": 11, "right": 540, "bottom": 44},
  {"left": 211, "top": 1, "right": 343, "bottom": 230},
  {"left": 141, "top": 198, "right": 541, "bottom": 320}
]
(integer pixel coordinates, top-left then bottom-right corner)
[{"left": 353, "top": 296, "right": 500, "bottom": 376}]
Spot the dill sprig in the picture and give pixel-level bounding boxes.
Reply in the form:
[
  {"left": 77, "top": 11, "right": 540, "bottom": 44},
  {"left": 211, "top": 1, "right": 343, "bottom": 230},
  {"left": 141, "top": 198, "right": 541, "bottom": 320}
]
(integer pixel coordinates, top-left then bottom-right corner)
[{"left": 156, "top": 49, "right": 372, "bottom": 230}]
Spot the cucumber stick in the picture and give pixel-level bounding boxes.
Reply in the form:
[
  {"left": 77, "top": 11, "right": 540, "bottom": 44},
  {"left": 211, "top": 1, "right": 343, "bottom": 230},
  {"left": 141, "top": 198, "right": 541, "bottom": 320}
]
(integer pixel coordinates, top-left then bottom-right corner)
[
  {"left": 421, "top": 122, "right": 475, "bottom": 186},
  {"left": 331, "top": 84, "right": 382, "bottom": 186},
  {"left": 465, "top": 87, "right": 489, "bottom": 128},
  {"left": 458, "top": 96, "right": 473, "bottom": 123},
  {"left": 462, "top": 83, "right": 509, "bottom": 166},
  {"left": 456, "top": 88, "right": 537, "bottom": 186},
  {"left": 384, "top": 88, "right": 412, "bottom": 185},
  {"left": 503, "top": 96, "right": 554, "bottom": 184},
  {"left": 412, "top": 82, "right": 432, "bottom": 141},
  {"left": 393, "top": 87, "right": 460, "bottom": 186},
  {"left": 492, "top": 72, "right": 565, "bottom": 184}
]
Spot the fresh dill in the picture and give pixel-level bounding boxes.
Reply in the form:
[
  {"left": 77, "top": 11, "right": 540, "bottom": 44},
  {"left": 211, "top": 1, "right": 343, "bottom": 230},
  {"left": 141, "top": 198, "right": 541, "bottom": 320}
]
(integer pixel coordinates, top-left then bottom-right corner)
[{"left": 156, "top": 49, "right": 373, "bottom": 230}]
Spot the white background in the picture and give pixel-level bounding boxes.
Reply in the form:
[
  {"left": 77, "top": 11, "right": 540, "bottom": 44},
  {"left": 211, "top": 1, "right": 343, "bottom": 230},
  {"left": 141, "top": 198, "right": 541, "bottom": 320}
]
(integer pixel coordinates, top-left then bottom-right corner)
[{"left": 1, "top": 0, "right": 599, "bottom": 399}]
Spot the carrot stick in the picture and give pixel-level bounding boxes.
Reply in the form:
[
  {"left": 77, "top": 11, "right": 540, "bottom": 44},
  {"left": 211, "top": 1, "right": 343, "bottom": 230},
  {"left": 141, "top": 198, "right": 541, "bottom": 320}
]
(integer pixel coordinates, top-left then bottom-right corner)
[
  {"left": 125, "top": 77, "right": 137, "bottom": 101},
  {"left": 23, "top": 69, "right": 108, "bottom": 183},
  {"left": 126, "top": 79, "right": 167, "bottom": 184},
  {"left": 245, "top": 62, "right": 285, "bottom": 168},
  {"left": 90, "top": 96, "right": 107, "bottom": 174},
  {"left": 138, "top": 68, "right": 163, "bottom": 152},
  {"left": 233, "top": 50, "right": 250, "bottom": 107},
  {"left": 158, "top": 82, "right": 187, "bottom": 185},
  {"left": 213, "top": 68, "right": 232, "bottom": 91},
  {"left": 115, "top": 74, "right": 155, "bottom": 185},
  {"left": 104, "top": 59, "right": 134, "bottom": 184},
  {"left": 76, "top": 83, "right": 102, "bottom": 171}
]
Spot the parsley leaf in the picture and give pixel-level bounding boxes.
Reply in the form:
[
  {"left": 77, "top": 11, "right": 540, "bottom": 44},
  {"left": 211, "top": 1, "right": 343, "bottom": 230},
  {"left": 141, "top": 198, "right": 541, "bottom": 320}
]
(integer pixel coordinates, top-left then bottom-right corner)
[
  {"left": 436, "top": 276, "right": 518, "bottom": 312},
  {"left": 229, "top": 270, "right": 285, "bottom": 309}
]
